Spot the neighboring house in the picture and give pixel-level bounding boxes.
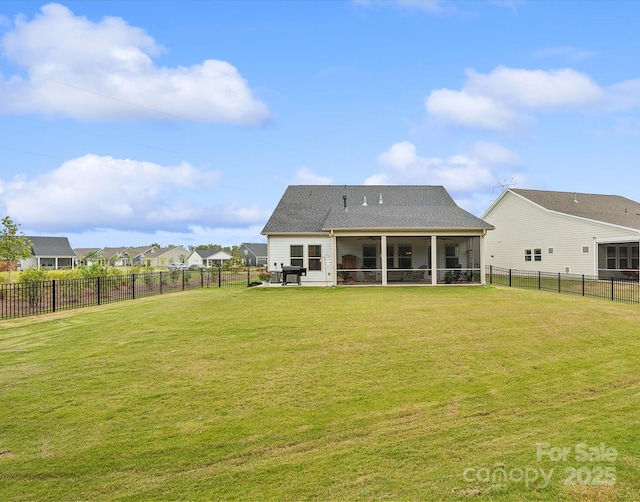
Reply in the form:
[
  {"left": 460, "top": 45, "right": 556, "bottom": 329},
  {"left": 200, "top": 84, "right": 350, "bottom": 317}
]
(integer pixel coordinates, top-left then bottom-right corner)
[
  {"left": 140, "top": 245, "right": 190, "bottom": 267},
  {"left": 102, "top": 247, "right": 135, "bottom": 267},
  {"left": 482, "top": 188, "right": 640, "bottom": 278},
  {"left": 74, "top": 248, "right": 105, "bottom": 266},
  {"left": 20, "top": 236, "right": 76, "bottom": 270},
  {"left": 188, "top": 248, "right": 232, "bottom": 267},
  {"left": 261, "top": 185, "right": 493, "bottom": 286},
  {"left": 239, "top": 243, "right": 267, "bottom": 266}
]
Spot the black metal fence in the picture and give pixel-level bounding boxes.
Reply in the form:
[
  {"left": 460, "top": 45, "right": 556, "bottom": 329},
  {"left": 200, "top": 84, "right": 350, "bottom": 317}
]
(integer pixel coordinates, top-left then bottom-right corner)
[
  {"left": 0, "top": 267, "right": 263, "bottom": 320},
  {"left": 487, "top": 265, "right": 640, "bottom": 305}
]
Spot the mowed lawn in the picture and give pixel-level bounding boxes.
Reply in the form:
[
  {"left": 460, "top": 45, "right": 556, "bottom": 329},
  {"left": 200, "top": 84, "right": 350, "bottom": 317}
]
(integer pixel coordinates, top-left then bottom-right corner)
[{"left": 1, "top": 286, "right": 640, "bottom": 501}]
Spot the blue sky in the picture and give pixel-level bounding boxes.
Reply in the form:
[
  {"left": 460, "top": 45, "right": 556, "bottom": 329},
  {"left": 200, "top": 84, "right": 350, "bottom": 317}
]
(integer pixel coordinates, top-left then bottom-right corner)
[{"left": 1, "top": 0, "right": 640, "bottom": 248}]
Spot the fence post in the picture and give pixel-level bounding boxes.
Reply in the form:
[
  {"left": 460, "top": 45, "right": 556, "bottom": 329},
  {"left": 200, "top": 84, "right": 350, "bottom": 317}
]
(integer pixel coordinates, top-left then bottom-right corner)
[
  {"left": 558, "top": 273, "right": 561, "bottom": 293},
  {"left": 538, "top": 271, "right": 541, "bottom": 290},
  {"left": 97, "top": 277, "right": 101, "bottom": 305},
  {"left": 182, "top": 270, "right": 185, "bottom": 290},
  {"left": 52, "top": 280, "right": 56, "bottom": 313},
  {"left": 582, "top": 275, "right": 585, "bottom": 296},
  {"left": 611, "top": 277, "right": 614, "bottom": 301},
  {"left": 159, "top": 272, "right": 163, "bottom": 295},
  {"left": 218, "top": 267, "right": 222, "bottom": 288},
  {"left": 508, "top": 269, "right": 512, "bottom": 287},
  {"left": 200, "top": 269, "right": 204, "bottom": 288},
  {"left": 132, "top": 274, "right": 136, "bottom": 300},
  {"left": 489, "top": 265, "right": 493, "bottom": 284},
  {"left": 247, "top": 266, "right": 250, "bottom": 287}
]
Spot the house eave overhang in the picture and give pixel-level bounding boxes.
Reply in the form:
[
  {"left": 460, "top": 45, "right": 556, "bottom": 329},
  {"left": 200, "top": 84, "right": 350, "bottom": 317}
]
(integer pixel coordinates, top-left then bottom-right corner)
[
  {"left": 262, "top": 231, "right": 329, "bottom": 236},
  {"left": 323, "top": 226, "right": 491, "bottom": 233}
]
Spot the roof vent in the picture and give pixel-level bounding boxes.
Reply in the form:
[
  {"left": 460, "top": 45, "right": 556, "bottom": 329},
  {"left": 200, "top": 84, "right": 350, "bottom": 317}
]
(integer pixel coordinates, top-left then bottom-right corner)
[
  {"left": 362, "top": 196, "right": 367, "bottom": 206},
  {"left": 343, "top": 195, "right": 348, "bottom": 211},
  {"left": 379, "top": 193, "right": 383, "bottom": 205},
  {"left": 574, "top": 193, "right": 579, "bottom": 203}
]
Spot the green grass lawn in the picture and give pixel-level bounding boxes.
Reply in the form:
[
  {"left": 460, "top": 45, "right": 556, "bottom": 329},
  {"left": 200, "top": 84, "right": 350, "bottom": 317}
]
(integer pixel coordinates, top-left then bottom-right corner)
[{"left": 1, "top": 286, "right": 639, "bottom": 501}]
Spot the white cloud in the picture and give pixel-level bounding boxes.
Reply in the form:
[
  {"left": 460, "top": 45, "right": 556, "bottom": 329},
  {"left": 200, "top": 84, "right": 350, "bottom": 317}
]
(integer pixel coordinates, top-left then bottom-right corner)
[
  {"left": 0, "top": 154, "right": 270, "bottom": 233},
  {"left": 470, "top": 141, "right": 521, "bottom": 166},
  {"left": 292, "top": 167, "right": 333, "bottom": 184},
  {"left": 354, "top": 0, "right": 445, "bottom": 13},
  {"left": 534, "top": 46, "right": 599, "bottom": 61},
  {"left": 366, "top": 140, "right": 521, "bottom": 193},
  {"left": 425, "top": 66, "right": 604, "bottom": 130},
  {"left": 0, "top": 3, "right": 270, "bottom": 124},
  {"left": 605, "top": 78, "right": 640, "bottom": 111},
  {"left": 425, "top": 89, "right": 519, "bottom": 130}
]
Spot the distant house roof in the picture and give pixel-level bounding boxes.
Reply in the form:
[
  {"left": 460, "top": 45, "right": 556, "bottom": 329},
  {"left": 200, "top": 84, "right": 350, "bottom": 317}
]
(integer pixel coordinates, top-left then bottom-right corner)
[
  {"left": 262, "top": 185, "right": 493, "bottom": 233},
  {"left": 102, "top": 247, "right": 132, "bottom": 259},
  {"left": 74, "top": 247, "right": 103, "bottom": 259},
  {"left": 240, "top": 243, "right": 267, "bottom": 257},
  {"left": 192, "top": 248, "right": 224, "bottom": 259},
  {"left": 510, "top": 189, "right": 640, "bottom": 231},
  {"left": 27, "top": 236, "right": 75, "bottom": 257}
]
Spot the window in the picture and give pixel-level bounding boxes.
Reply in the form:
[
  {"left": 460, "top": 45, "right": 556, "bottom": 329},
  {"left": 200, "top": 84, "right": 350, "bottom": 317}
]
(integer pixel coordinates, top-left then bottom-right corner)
[
  {"left": 524, "top": 249, "right": 532, "bottom": 262},
  {"left": 445, "top": 245, "right": 458, "bottom": 268},
  {"left": 308, "top": 245, "right": 322, "bottom": 271},
  {"left": 387, "top": 245, "right": 395, "bottom": 268},
  {"left": 607, "top": 246, "right": 616, "bottom": 269},
  {"left": 534, "top": 248, "right": 542, "bottom": 262},
  {"left": 548, "top": 248, "right": 554, "bottom": 254},
  {"left": 619, "top": 246, "right": 629, "bottom": 269},
  {"left": 633, "top": 246, "right": 639, "bottom": 269},
  {"left": 398, "top": 245, "right": 412, "bottom": 269},
  {"left": 290, "top": 245, "right": 303, "bottom": 267},
  {"left": 582, "top": 246, "right": 589, "bottom": 254},
  {"left": 363, "top": 245, "right": 376, "bottom": 269}
]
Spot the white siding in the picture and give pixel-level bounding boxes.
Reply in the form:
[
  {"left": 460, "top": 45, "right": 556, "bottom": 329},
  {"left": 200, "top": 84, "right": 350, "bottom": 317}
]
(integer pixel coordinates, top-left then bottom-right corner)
[
  {"left": 484, "top": 191, "right": 640, "bottom": 275},
  {"left": 267, "top": 235, "right": 334, "bottom": 285}
]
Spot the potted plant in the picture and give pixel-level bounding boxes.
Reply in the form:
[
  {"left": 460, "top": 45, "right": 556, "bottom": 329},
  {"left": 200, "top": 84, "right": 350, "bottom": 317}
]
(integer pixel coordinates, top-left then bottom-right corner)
[
  {"left": 444, "top": 271, "right": 453, "bottom": 284},
  {"left": 259, "top": 272, "right": 272, "bottom": 284}
]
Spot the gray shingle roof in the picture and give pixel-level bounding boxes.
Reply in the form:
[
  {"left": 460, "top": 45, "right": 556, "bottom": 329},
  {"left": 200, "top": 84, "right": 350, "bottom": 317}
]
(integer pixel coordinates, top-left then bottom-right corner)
[
  {"left": 193, "top": 248, "right": 223, "bottom": 259},
  {"left": 512, "top": 189, "right": 640, "bottom": 230},
  {"left": 241, "top": 243, "right": 267, "bottom": 257},
  {"left": 262, "top": 185, "right": 493, "bottom": 233},
  {"left": 27, "top": 236, "right": 75, "bottom": 257}
]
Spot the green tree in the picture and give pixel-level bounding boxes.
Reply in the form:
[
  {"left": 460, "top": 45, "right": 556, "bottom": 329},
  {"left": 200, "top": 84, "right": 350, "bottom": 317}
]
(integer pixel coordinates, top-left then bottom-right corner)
[
  {"left": 0, "top": 216, "right": 32, "bottom": 282},
  {"left": 228, "top": 245, "right": 244, "bottom": 267}
]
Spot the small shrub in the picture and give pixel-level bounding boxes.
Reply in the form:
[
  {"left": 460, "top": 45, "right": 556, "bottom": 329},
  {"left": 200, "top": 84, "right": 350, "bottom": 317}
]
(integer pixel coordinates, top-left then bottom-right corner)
[{"left": 18, "top": 268, "right": 50, "bottom": 308}]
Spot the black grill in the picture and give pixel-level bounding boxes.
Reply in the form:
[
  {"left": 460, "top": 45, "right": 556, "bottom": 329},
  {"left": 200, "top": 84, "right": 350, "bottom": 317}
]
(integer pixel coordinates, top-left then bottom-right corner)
[{"left": 281, "top": 266, "right": 307, "bottom": 285}]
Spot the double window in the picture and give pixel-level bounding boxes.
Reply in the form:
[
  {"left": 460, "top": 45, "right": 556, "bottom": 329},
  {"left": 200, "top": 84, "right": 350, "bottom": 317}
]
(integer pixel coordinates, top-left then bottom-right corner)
[
  {"left": 290, "top": 244, "right": 322, "bottom": 271},
  {"left": 524, "top": 248, "right": 542, "bottom": 262}
]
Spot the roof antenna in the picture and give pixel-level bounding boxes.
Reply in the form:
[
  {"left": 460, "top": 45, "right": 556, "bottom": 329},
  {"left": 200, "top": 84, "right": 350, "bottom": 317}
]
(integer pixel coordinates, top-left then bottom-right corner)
[
  {"left": 343, "top": 195, "right": 348, "bottom": 211},
  {"left": 379, "top": 193, "right": 383, "bottom": 205},
  {"left": 493, "top": 178, "right": 516, "bottom": 193},
  {"left": 362, "top": 196, "right": 367, "bottom": 206}
]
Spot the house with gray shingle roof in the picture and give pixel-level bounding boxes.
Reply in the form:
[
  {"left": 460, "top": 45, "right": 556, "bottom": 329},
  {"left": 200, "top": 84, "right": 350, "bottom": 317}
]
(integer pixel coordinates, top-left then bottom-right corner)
[
  {"left": 261, "top": 185, "right": 493, "bottom": 286},
  {"left": 20, "top": 236, "right": 76, "bottom": 270},
  {"left": 482, "top": 188, "right": 640, "bottom": 278},
  {"left": 187, "top": 248, "right": 232, "bottom": 268},
  {"left": 239, "top": 243, "right": 267, "bottom": 266}
]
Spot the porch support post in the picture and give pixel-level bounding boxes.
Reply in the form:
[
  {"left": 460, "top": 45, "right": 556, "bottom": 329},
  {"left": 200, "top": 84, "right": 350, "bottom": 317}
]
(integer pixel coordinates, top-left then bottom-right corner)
[
  {"left": 381, "top": 235, "right": 388, "bottom": 286},
  {"left": 480, "top": 232, "right": 487, "bottom": 285},
  {"left": 431, "top": 235, "right": 437, "bottom": 285},
  {"left": 331, "top": 232, "right": 338, "bottom": 287}
]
